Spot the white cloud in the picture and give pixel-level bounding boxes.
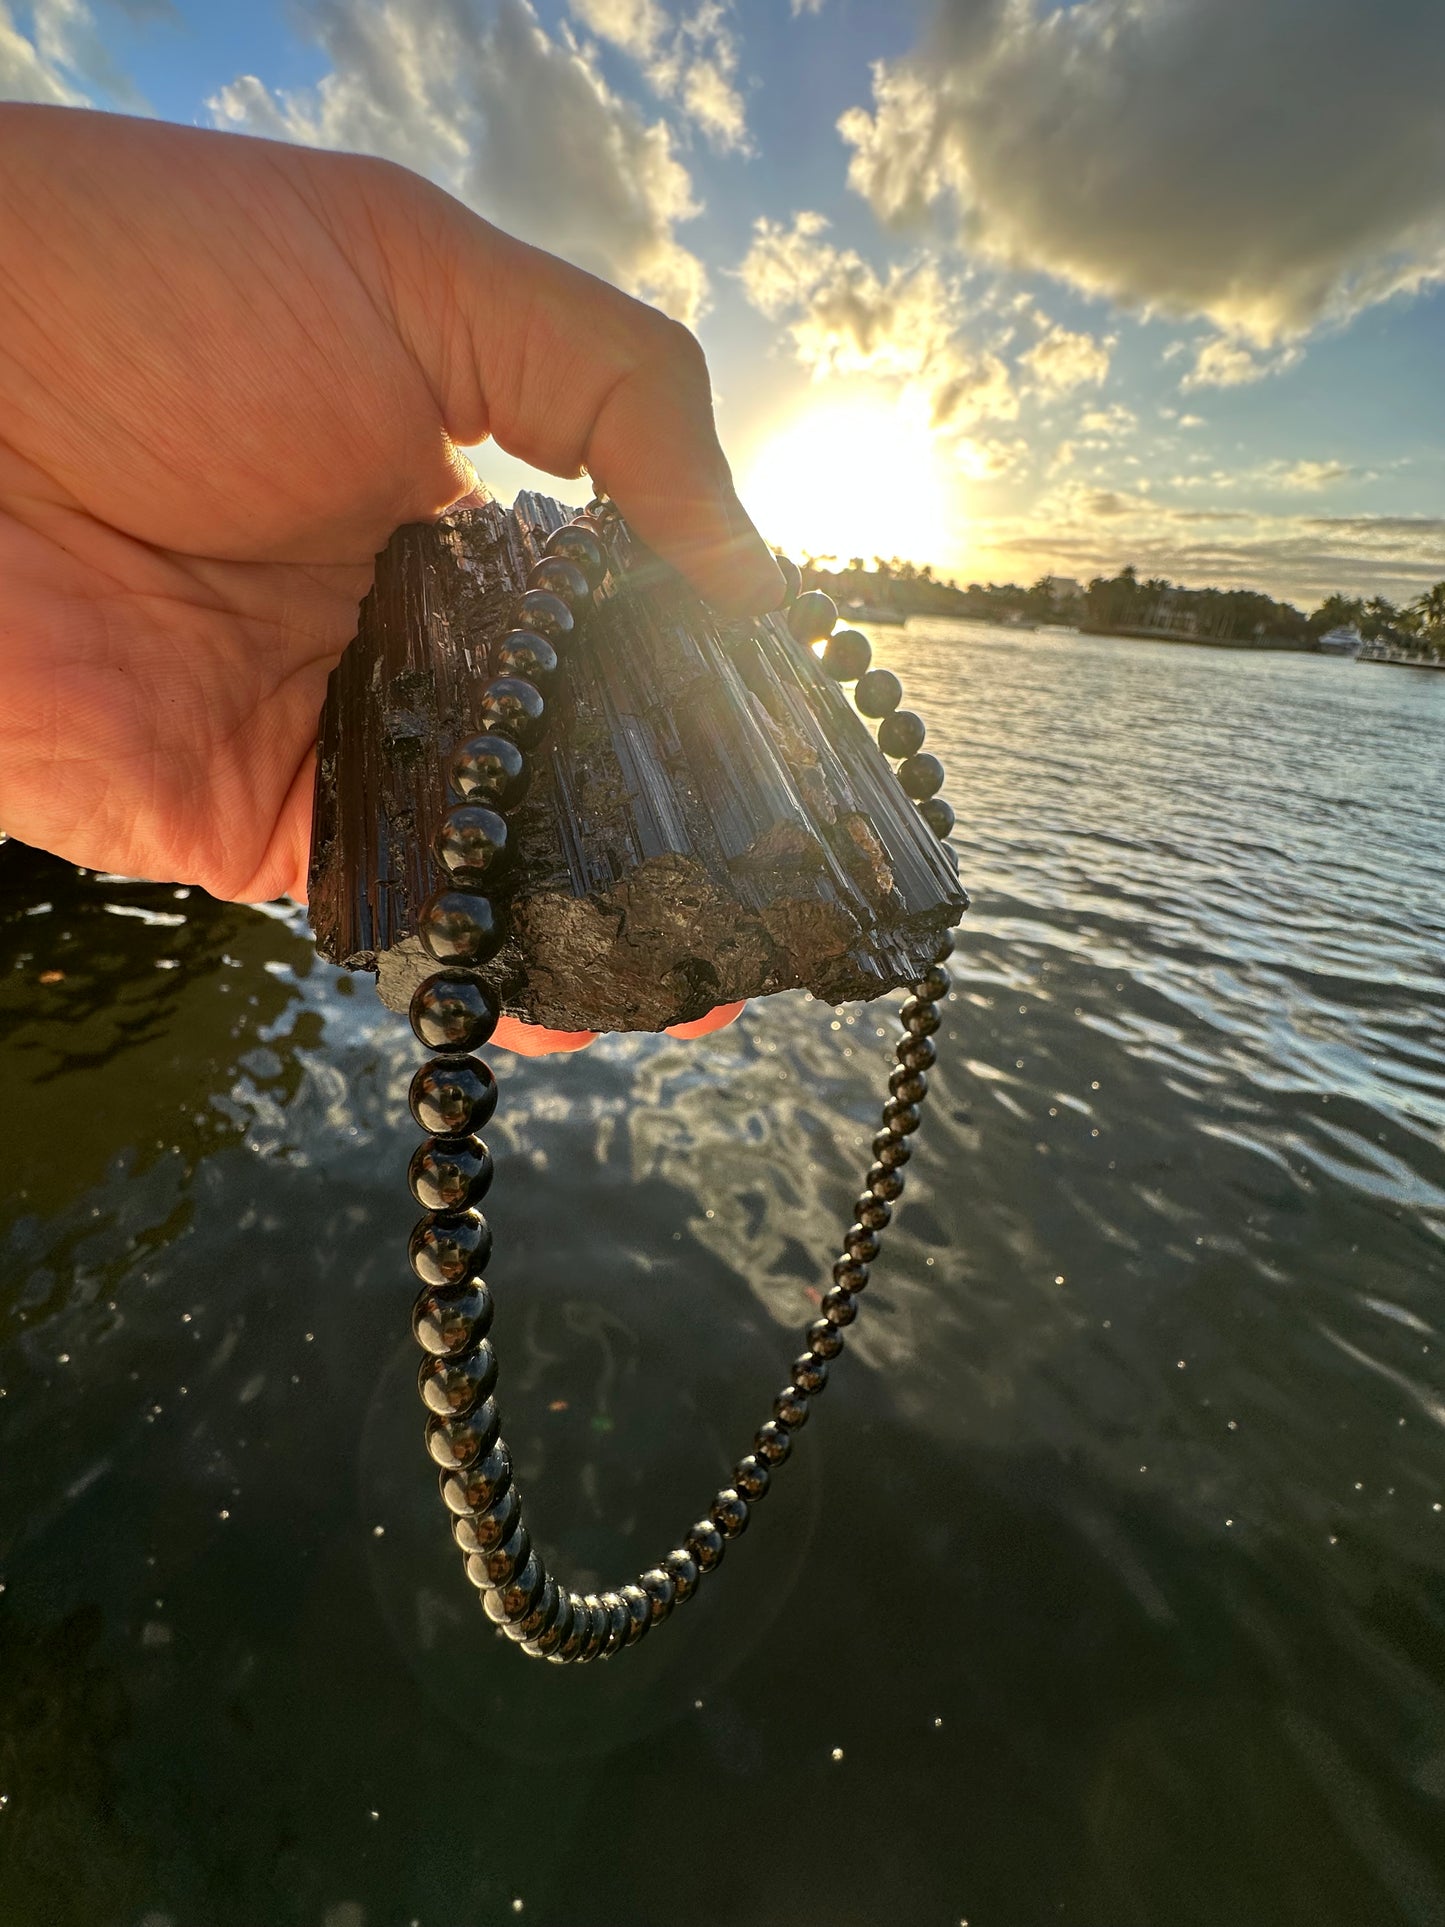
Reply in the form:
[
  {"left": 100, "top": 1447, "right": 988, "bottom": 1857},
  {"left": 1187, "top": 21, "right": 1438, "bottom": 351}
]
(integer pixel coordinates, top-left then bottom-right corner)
[
  {"left": 840, "top": 0, "right": 1445, "bottom": 346},
  {"left": 1181, "top": 336, "right": 1303, "bottom": 390},
  {"left": 791, "top": 0, "right": 826, "bottom": 13},
  {"left": 211, "top": 0, "right": 707, "bottom": 324},
  {"left": 1078, "top": 403, "right": 1137, "bottom": 439},
  {"left": 1, "top": 0, "right": 149, "bottom": 106},
  {"left": 1267, "top": 459, "right": 1353, "bottom": 492},
  {"left": 570, "top": 0, "right": 666, "bottom": 57},
  {"left": 571, "top": 0, "right": 749, "bottom": 152},
  {"left": 1177, "top": 413, "right": 1205, "bottom": 429},
  {"left": 1021, "top": 320, "right": 1112, "bottom": 393},
  {"left": 955, "top": 434, "right": 1029, "bottom": 480},
  {"left": 738, "top": 210, "right": 1018, "bottom": 427}
]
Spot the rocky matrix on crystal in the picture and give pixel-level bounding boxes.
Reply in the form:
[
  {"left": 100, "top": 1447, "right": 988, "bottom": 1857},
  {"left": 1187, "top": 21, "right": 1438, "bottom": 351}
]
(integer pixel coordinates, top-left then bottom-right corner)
[{"left": 306, "top": 491, "right": 966, "bottom": 1033}]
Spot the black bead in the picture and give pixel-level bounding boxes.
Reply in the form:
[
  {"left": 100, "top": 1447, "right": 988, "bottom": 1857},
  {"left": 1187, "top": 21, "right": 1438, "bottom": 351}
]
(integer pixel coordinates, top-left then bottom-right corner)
[
  {"left": 435, "top": 805, "right": 512, "bottom": 886},
  {"left": 479, "top": 676, "right": 546, "bottom": 750},
  {"left": 505, "top": 1574, "right": 562, "bottom": 1644},
  {"left": 418, "top": 1339, "right": 497, "bottom": 1416},
  {"left": 477, "top": 1520, "right": 533, "bottom": 1596},
  {"left": 409, "top": 1056, "right": 498, "bottom": 1137},
  {"left": 888, "top": 1063, "right": 928, "bottom": 1103},
  {"left": 821, "top": 1286, "right": 857, "bottom": 1326},
  {"left": 599, "top": 1591, "right": 632, "bottom": 1657},
  {"left": 786, "top": 590, "right": 838, "bottom": 644},
  {"left": 485, "top": 1548, "right": 545, "bottom": 1624},
  {"left": 492, "top": 630, "right": 559, "bottom": 689},
  {"left": 408, "top": 1134, "right": 493, "bottom": 1213},
  {"left": 820, "top": 628, "right": 871, "bottom": 681},
  {"left": 845, "top": 1221, "right": 882, "bottom": 1262},
  {"left": 409, "top": 1210, "right": 492, "bottom": 1288},
  {"left": 878, "top": 708, "right": 926, "bottom": 758},
  {"left": 552, "top": 1597, "right": 590, "bottom": 1663},
  {"left": 447, "top": 732, "right": 528, "bottom": 812},
  {"left": 933, "top": 927, "right": 958, "bottom": 962},
  {"left": 513, "top": 588, "right": 575, "bottom": 644},
  {"left": 915, "top": 962, "right": 952, "bottom": 1002},
  {"left": 526, "top": 1592, "right": 575, "bottom": 1659},
  {"left": 440, "top": 1440, "right": 511, "bottom": 1514},
  {"left": 896, "top": 1033, "right": 937, "bottom": 1072},
  {"left": 871, "top": 1130, "right": 912, "bottom": 1169},
  {"left": 854, "top": 668, "right": 903, "bottom": 718},
  {"left": 806, "top": 1317, "right": 845, "bottom": 1360},
  {"left": 867, "top": 1162, "right": 905, "bottom": 1202},
  {"left": 854, "top": 1192, "right": 892, "bottom": 1231},
  {"left": 452, "top": 1481, "right": 520, "bottom": 1556},
  {"left": 919, "top": 795, "right": 955, "bottom": 840},
  {"left": 791, "top": 1352, "right": 829, "bottom": 1394},
  {"left": 754, "top": 1419, "right": 793, "bottom": 1465},
  {"left": 410, "top": 971, "right": 501, "bottom": 1053},
  {"left": 774, "top": 555, "right": 802, "bottom": 605},
  {"left": 619, "top": 1583, "right": 653, "bottom": 1646},
  {"left": 710, "top": 1488, "right": 749, "bottom": 1538},
  {"left": 733, "top": 1454, "right": 771, "bottom": 1500},
  {"left": 686, "top": 1520, "right": 726, "bottom": 1572},
  {"left": 774, "top": 1386, "right": 810, "bottom": 1429},
  {"left": 527, "top": 556, "right": 591, "bottom": 614},
  {"left": 898, "top": 752, "right": 946, "bottom": 801},
  {"left": 883, "top": 1097, "right": 922, "bottom": 1136},
  {"left": 426, "top": 1396, "right": 500, "bottom": 1470},
  {"left": 662, "top": 1549, "right": 700, "bottom": 1603},
  {"left": 543, "top": 522, "right": 605, "bottom": 587},
  {"left": 832, "top": 1255, "right": 870, "bottom": 1291},
  {"left": 901, "top": 995, "right": 942, "bottom": 1036},
  {"left": 639, "top": 1567, "right": 677, "bottom": 1627},
  {"left": 413, "top": 1279, "right": 494, "bottom": 1357},
  {"left": 418, "top": 889, "right": 506, "bottom": 968}
]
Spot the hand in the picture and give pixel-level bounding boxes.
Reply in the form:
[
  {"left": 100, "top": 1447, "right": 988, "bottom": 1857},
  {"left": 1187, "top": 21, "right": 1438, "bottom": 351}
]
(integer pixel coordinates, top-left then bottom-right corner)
[{"left": 0, "top": 107, "right": 777, "bottom": 1053}]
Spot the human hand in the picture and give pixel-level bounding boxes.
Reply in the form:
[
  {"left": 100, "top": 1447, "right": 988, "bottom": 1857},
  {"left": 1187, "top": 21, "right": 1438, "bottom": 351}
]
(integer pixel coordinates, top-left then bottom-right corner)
[{"left": 0, "top": 106, "right": 777, "bottom": 1053}]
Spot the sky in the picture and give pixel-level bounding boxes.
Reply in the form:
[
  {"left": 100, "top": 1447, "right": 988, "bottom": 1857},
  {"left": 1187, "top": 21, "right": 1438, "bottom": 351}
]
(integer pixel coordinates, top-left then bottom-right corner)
[{"left": 4, "top": 0, "right": 1444, "bottom": 608}]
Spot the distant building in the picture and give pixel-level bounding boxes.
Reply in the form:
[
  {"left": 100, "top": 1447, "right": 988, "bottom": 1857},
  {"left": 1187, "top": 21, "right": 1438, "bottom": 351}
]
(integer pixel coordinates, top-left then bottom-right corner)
[{"left": 1042, "top": 575, "right": 1083, "bottom": 607}]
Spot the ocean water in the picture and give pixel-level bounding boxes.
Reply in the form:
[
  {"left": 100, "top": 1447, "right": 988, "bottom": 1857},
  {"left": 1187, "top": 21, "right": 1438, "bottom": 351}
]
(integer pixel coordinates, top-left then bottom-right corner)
[{"left": 1, "top": 623, "right": 1443, "bottom": 1927}]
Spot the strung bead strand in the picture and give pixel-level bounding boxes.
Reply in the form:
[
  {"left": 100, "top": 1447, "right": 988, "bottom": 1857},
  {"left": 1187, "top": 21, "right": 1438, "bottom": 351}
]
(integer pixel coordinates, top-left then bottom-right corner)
[{"left": 404, "top": 504, "right": 960, "bottom": 1663}]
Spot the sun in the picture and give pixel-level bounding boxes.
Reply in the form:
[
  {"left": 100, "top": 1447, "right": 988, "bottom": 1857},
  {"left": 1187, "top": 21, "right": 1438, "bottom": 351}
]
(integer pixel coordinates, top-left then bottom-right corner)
[{"left": 738, "top": 392, "right": 958, "bottom": 571}]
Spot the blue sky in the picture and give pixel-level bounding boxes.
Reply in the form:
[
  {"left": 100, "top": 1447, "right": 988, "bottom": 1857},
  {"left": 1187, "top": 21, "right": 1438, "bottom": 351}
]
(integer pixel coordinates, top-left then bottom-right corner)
[{"left": 5, "top": 0, "right": 1443, "bottom": 607}]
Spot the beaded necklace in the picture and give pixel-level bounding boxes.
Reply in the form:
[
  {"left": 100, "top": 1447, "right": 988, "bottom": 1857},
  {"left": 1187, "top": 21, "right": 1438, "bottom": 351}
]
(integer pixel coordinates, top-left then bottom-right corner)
[{"left": 399, "top": 495, "right": 960, "bottom": 1664}]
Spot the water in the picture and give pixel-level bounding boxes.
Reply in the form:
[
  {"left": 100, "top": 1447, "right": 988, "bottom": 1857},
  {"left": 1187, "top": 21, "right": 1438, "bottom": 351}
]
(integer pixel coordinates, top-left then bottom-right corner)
[{"left": 2, "top": 625, "right": 1443, "bottom": 1927}]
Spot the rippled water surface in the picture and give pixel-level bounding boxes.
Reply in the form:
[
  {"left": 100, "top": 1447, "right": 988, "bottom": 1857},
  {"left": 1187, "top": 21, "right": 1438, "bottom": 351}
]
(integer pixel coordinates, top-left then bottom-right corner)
[{"left": 3, "top": 625, "right": 1444, "bottom": 1927}]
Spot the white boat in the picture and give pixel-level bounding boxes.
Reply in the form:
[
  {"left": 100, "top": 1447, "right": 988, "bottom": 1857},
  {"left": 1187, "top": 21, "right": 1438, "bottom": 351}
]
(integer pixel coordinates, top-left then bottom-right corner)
[{"left": 1318, "top": 624, "right": 1364, "bottom": 657}]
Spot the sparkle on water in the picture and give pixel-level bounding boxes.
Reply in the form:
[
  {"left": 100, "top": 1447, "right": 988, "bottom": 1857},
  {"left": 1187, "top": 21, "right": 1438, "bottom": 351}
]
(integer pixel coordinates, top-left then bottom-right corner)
[{"left": 0, "top": 625, "right": 1442, "bottom": 1926}]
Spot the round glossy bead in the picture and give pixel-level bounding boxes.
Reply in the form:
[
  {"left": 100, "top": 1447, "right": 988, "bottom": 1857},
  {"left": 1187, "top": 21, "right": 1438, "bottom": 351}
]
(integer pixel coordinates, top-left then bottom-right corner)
[
  {"left": 888, "top": 1065, "right": 928, "bottom": 1105},
  {"left": 492, "top": 630, "right": 559, "bottom": 689},
  {"left": 506, "top": 1574, "right": 562, "bottom": 1644},
  {"left": 845, "top": 1221, "right": 882, "bottom": 1261},
  {"left": 854, "top": 1191, "right": 892, "bottom": 1231},
  {"left": 574, "top": 1596, "right": 609, "bottom": 1662},
  {"left": 440, "top": 1441, "right": 511, "bottom": 1515},
  {"left": 883, "top": 1097, "right": 922, "bottom": 1136},
  {"left": 513, "top": 588, "right": 575, "bottom": 644},
  {"left": 933, "top": 927, "right": 958, "bottom": 962},
  {"left": 447, "top": 732, "right": 528, "bottom": 812},
  {"left": 426, "top": 1396, "right": 500, "bottom": 1470},
  {"left": 867, "top": 1162, "right": 905, "bottom": 1202},
  {"left": 820, "top": 628, "right": 871, "bottom": 681},
  {"left": 661, "top": 1549, "right": 700, "bottom": 1604},
  {"left": 901, "top": 994, "right": 942, "bottom": 1036},
  {"left": 733, "top": 1455, "right": 771, "bottom": 1500},
  {"left": 832, "top": 1255, "right": 870, "bottom": 1291},
  {"left": 485, "top": 1549, "right": 545, "bottom": 1624},
  {"left": 774, "top": 1386, "right": 810, "bottom": 1430},
  {"left": 409, "top": 971, "right": 501, "bottom": 1053},
  {"left": 408, "top": 1134, "right": 493, "bottom": 1213},
  {"left": 478, "top": 676, "right": 546, "bottom": 750},
  {"left": 854, "top": 668, "right": 903, "bottom": 718},
  {"left": 543, "top": 522, "right": 605, "bottom": 587},
  {"left": 527, "top": 555, "right": 591, "bottom": 614},
  {"left": 418, "top": 1339, "right": 497, "bottom": 1417},
  {"left": 878, "top": 708, "right": 926, "bottom": 758},
  {"left": 821, "top": 1286, "right": 857, "bottom": 1327},
  {"left": 639, "top": 1567, "right": 677, "bottom": 1627},
  {"left": 806, "top": 1317, "right": 845, "bottom": 1360},
  {"left": 409, "top": 1055, "right": 498, "bottom": 1137},
  {"left": 418, "top": 889, "right": 505, "bottom": 967},
  {"left": 774, "top": 555, "right": 802, "bottom": 605},
  {"left": 896, "top": 1033, "right": 937, "bottom": 1072},
  {"left": 916, "top": 962, "right": 952, "bottom": 1002},
  {"left": 435, "top": 805, "right": 511, "bottom": 887},
  {"left": 786, "top": 590, "right": 838, "bottom": 644},
  {"left": 599, "top": 1592, "right": 632, "bottom": 1658},
  {"left": 898, "top": 752, "right": 946, "bottom": 801},
  {"left": 686, "top": 1520, "right": 726, "bottom": 1572},
  {"left": 619, "top": 1584, "right": 653, "bottom": 1646},
  {"left": 919, "top": 795, "right": 955, "bottom": 840},
  {"left": 451, "top": 1482, "right": 519, "bottom": 1556},
  {"left": 551, "top": 1598, "right": 590, "bottom": 1663},
  {"left": 871, "top": 1129, "right": 912, "bottom": 1169},
  {"left": 710, "top": 1489, "right": 749, "bottom": 1539},
  {"left": 754, "top": 1419, "right": 793, "bottom": 1465},
  {"left": 525, "top": 1592, "right": 575, "bottom": 1660},
  {"left": 791, "top": 1352, "right": 829, "bottom": 1395},
  {"left": 413, "top": 1280, "right": 494, "bottom": 1357},
  {"left": 409, "top": 1210, "right": 492, "bottom": 1289},
  {"left": 479, "top": 1520, "right": 533, "bottom": 1592}
]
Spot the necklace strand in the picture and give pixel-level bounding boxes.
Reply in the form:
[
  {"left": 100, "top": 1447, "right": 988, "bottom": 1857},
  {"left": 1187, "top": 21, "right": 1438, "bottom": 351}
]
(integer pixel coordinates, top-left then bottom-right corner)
[{"left": 402, "top": 499, "right": 961, "bottom": 1663}]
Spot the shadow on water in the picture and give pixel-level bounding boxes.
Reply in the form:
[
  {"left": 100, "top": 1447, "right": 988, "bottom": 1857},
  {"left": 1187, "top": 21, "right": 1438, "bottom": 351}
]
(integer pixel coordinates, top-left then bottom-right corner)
[{"left": 2, "top": 623, "right": 1445, "bottom": 1927}]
